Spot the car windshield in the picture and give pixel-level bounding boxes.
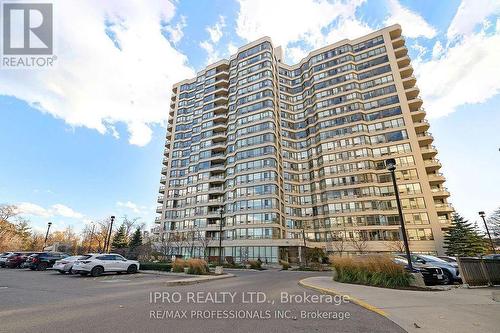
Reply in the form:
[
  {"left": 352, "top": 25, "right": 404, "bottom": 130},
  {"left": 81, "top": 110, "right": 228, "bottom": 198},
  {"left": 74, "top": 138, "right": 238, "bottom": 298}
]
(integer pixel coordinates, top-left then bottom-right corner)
[{"left": 420, "top": 255, "right": 448, "bottom": 263}]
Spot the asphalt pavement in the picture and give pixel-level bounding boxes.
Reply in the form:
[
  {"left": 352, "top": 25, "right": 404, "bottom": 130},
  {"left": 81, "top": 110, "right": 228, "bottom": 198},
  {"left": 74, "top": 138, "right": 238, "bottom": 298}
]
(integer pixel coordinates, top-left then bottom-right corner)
[{"left": 0, "top": 268, "right": 404, "bottom": 333}]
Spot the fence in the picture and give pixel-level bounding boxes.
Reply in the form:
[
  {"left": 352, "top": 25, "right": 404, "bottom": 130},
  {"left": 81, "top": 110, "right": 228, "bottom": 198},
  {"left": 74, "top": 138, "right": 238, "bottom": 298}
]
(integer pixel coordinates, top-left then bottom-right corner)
[{"left": 456, "top": 257, "right": 500, "bottom": 286}]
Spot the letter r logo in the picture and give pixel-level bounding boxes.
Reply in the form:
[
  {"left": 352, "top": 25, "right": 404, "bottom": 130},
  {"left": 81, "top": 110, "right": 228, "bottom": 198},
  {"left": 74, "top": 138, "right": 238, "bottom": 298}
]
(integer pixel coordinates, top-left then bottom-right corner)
[{"left": 2, "top": 3, "right": 53, "bottom": 55}]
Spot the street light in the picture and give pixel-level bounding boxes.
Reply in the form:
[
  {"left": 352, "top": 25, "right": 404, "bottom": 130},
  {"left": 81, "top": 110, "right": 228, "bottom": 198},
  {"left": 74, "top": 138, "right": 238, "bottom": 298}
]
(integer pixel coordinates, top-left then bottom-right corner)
[
  {"left": 301, "top": 224, "right": 308, "bottom": 267},
  {"left": 386, "top": 158, "right": 414, "bottom": 271},
  {"left": 43, "top": 222, "right": 52, "bottom": 250},
  {"left": 479, "top": 211, "right": 496, "bottom": 254},
  {"left": 104, "top": 216, "right": 115, "bottom": 253},
  {"left": 218, "top": 206, "right": 224, "bottom": 266}
]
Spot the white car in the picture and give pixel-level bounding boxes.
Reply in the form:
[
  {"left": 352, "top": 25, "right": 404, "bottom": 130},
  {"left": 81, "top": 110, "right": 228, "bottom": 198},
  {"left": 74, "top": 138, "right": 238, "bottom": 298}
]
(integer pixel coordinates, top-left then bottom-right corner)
[
  {"left": 52, "top": 255, "right": 91, "bottom": 274},
  {"left": 72, "top": 253, "right": 140, "bottom": 277}
]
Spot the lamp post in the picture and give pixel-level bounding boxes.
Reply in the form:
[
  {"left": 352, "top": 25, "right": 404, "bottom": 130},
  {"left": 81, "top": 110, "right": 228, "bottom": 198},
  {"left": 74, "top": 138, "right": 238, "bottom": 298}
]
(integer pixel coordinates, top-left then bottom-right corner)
[
  {"left": 479, "top": 211, "right": 496, "bottom": 254},
  {"left": 218, "top": 206, "right": 224, "bottom": 266},
  {"left": 43, "top": 222, "right": 52, "bottom": 250},
  {"left": 386, "top": 158, "right": 414, "bottom": 271},
  {"left": 301, "top": 225, "right": 308, "bottom": 267},
  {"left": 104, "top": 216, "right": 115, "bottom": 253},
  {"left": 87, "top": 222, "right": 95, "bottom": 253}
]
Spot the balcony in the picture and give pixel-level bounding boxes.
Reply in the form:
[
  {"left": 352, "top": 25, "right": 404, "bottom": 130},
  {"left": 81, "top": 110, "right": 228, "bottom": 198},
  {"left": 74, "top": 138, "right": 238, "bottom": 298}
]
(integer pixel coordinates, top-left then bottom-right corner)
[
  {"left": 160, "top": 176, "right": 167, "bottom": 183},
  {"left": 397, "top": 55, "right": 410, "bottom": 68},
  {"left": 157, "top": 195, "right": 164, "bottom": 203},
  {"left": 154, "top": 216, "right": 161, "bottom": 223},
  {"left": 393, "top": 45, "right": 408, "bottom": 58},
  {"left": 209, "top": 185, "right": 224, "bottom": 193},
  {"left": 209, "top": 163, "right": 225, "bottom": 172},
  {"left": 390, "top": 26, "right": 402, "bottom": 40},
  {"left": 413, "top": 118, "right": 430, "bottom": 132},
  {"left": 424, "top": 158, "right": 442, "bottom": 172},
  {"left": 392, "top": 36, "right": 405, "bottom": 49},
  {"left": 402, "top": 75, "right": 416, "bottom": 89},
  {"left": 210, "top": 152, "right": 225, "bottom": 163},
  {"left": 162, "top": 157, "right": 169, "bottom": 165},
  {"left": 213, "top": 104, "right": 227, "bottom": 115},
  {"left": 410, "top": 108, "right": 426, "bottom": 120},
  {"left": 421, "top": 145, "right": 438, "bottom": 158},
  {"left": 428, "top": 172, "right": 446, "bottom": 184},
  {"left": 407, "top": 96, "right": 423, "bottom": 109},
  {"left": 431, "top": 187, "right": 451, "bottom": 198},
  {"left": 159, "top": 185, "right": 165, "bottom": 193},
  {"left": 161, "top": 166, "right": 168, "bottom": 174},
  {"left": 156, "top": 205, "right": 163, "bottom": 213},
  {"left": 435, "top": 203, "right": 454, "bottom": 213},
  {"left": 405, "top": 86, "right": 420, "bottom": 100},
  {"left": 399, "top": 65, "right": 414, "bottom": 79},
  {"left": 417, "top": 132, "right": 434, "bottom": 145},
  {"left": 212, "top": 132, "right": 227, "bottom": 141}
]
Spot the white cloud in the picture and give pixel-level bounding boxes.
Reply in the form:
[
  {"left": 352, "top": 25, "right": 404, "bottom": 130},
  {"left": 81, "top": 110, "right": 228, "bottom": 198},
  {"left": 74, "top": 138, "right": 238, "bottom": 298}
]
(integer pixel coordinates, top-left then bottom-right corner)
[
  {"left": 415, "top": 25, "right": 500, "bottom": 118},
  {"left": 447, "top": 0, "right": 500, "bottom": 40},
  {"left": 227, "top": 42, "right": 238, "bottom": 56},
  {"left": 431, "top": 41, "right": 444, "bottom": 59},
  {"left": 236, "top": 0, "right": 375, "bottom": 63},
  {"left": 384, "top": 0, "right": 437, "bottom": 38},
  {"left": 51, "top": 204, "right": 84, "bottom": 219},
  {"left": 200, "top": 16, "right": 226, "bottom": 65},
  {"left": 117, "top": 200, "right": 141, "bottom": 213},
  {"left": 16, "top": 202, "right": 84, "bottom": 219},
  {"left": 163, "top": 15, "right": 187, "bottom": 44},
  {"left": 0, "top": 0, "right": 194, "bottom": 147},
  {"left": 207, "top": 15, "right": 226, "bottom": 43}
]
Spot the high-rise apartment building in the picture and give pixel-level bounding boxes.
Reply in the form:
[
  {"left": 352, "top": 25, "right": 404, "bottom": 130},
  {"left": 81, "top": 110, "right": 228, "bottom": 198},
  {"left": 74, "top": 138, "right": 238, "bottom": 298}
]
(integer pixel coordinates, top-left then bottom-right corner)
[{"left": 153, "top": 24, "right": 453, "bottom": 263}]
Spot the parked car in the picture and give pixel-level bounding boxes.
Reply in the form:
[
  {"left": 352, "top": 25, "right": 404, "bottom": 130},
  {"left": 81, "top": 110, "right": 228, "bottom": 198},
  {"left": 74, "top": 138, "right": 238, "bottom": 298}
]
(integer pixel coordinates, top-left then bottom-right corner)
[
  {"left": 393, "top": 256, "right": 446, "bottom": 285},
  {"left": 5, "top": 252, "right": 33, "bottom": 268},
  {"left": 52, "top": 255, "right": 91, "bottom": 274},
  {"left": 437, "top": 256, "right": 457, "bottom": 263},
  {"left": 72, "top": 253, "right": 140, "bottom": 277},
  {"left": 25, "top": 252, "right": 69, "bottom": 270},
  {"left": 0, "top": 252, "right": 14, "bottom": 267},
  {"left": 483, "top": 254, "right": 500, "bottom": 260},
  {"left": 404, "top": 254, "right": 461, "bottom": 284}
]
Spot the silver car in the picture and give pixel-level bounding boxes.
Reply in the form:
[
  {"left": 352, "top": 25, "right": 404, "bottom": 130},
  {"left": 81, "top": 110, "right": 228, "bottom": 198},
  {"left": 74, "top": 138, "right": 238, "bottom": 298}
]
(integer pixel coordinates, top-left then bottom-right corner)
[
  {"left": 52, "top": 255, "right": 91, "bottom": 274},
  {"left": 410, "top": 254, "right": 461, "bottom": 284}
]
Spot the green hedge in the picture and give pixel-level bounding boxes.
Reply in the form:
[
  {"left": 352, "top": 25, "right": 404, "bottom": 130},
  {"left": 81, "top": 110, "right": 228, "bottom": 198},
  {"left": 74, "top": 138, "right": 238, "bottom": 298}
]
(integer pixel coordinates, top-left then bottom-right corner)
[{"left": 140, "top": 262, "right": 172, "bottom": 271}]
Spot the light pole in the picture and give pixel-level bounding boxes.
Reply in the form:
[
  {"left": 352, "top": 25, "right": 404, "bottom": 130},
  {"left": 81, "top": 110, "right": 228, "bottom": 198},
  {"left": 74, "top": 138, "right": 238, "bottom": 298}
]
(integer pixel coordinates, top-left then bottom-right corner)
[
  {"left": 218, "top": 206, "right": 224, "bottom": 266},
  {"left": 479, "top": 211, "right": 496, "bottom": 254},
  {"left": 87, "top": 222, "right": 95, "bottom": 253},
  {"left": 43, "top": 222, "right": 52, "bottom": 250},
  {"left": 386, "top": 158, "right": 414, "bottom": 271},
  {"left": 104, "top": 216, "right": 115, "bottom": 253}
]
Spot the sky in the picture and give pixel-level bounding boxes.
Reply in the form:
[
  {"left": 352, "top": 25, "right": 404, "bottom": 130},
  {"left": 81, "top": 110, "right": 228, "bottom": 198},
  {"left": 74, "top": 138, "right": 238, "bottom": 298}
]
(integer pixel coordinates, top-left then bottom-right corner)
[{"left": 0, "top": 0, "right": 499, "bottom": 234}]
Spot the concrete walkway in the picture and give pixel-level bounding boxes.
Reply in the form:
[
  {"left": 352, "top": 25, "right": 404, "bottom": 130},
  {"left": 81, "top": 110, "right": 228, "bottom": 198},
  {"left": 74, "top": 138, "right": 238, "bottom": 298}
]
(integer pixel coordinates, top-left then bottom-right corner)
[{"left": 300, "top": 276, "right": 500, "bottom": 333}]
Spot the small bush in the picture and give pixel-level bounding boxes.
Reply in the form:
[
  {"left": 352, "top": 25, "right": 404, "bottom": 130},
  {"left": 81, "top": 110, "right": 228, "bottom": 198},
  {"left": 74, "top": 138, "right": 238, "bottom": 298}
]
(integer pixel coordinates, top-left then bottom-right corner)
[
  {"left": 247, "top": 260, "right": 262, "bottom": 270},
  {"left": 172, "top": 259, "right": 186, "bottom": 273},
  {"left": 139, "top": 262, "right": 172, "bottom": 272},
  {"left": 331, "top": 255, "right": 412, "bottom": 288},
  {"left": 187, "top": 259, "right": 209, "bottom": 275},
  {"left": 279, "top": 260, "right": 290, "bottom": 270}
]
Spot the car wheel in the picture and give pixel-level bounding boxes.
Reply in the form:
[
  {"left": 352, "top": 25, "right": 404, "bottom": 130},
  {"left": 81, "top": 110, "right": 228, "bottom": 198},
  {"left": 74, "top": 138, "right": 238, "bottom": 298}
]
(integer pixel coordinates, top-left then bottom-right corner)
[
  {"left": 79, "top": 272, "right": 88, "bottom": 276},
  {"left": 68, "top": 268, "right": 73, "bottom": 275},
  {"left": 91, "top": 266, "right": 104, "bottom": 277},
  {"left": 38, "top": 262, "right": 48, "bottom": 271},
  {"left": 443, "top": 270, "right": 453, "bottom": 285},
  {"left": 127, "top": 265, "right": 138, "bottom": 274},
  {"left": 58, "top": 270, "right": 66, "bottom": 274}
]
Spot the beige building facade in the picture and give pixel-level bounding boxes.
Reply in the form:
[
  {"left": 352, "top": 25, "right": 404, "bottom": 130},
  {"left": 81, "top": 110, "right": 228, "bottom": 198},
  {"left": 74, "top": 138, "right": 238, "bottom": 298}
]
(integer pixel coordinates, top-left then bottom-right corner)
[{"left": 153, "top": 24, "right": 453, "bottom": 263}]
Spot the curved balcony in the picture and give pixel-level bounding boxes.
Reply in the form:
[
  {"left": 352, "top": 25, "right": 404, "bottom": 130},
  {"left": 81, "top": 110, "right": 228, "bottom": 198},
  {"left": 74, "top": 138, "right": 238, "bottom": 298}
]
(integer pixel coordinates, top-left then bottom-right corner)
[
  {"left": 431, "top": 187, "right": 451, "bottom": 199},
  {"left": 417, "top": 132, "right": 434, "bottom": 146},
  {"left": 424, "top": 158, "right": 442, "bottom": 172},
  {"left": 399, "top": 65, "right": 414, "bottom": 79},
  {"left": 413, "top": 118, "right": 430, "bottom": 132}
]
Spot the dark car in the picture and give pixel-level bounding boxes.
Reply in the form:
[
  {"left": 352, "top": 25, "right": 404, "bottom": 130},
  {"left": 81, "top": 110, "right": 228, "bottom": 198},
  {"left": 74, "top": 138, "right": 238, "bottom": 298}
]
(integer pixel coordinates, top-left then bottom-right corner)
[
  {"left": 25, "top": 252, "right": 69, "bottom": 270},
  {"left": 0, "top": 252, "right": 16, "bottom": 267},
  {"left": 5, "top": 252, "right": 34, "bottom": 268},
  {"left": 394, "top": 256, "right": 446, "bottom": 285},
  {"left": 483, "top": 254, "right": 500, "bottom": 260}
]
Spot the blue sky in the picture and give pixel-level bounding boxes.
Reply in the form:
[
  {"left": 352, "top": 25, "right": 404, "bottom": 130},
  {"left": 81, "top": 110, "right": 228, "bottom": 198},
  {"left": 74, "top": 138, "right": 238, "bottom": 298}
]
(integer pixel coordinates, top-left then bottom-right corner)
[{"left": 0, "top": 0, "right": 499, "bottom": 234}]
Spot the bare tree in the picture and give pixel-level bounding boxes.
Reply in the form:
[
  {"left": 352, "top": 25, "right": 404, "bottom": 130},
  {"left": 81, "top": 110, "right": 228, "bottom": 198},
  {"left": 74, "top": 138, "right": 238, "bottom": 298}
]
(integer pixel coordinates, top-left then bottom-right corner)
[
  {"left": 328, "top": 229, "right": 348, "bottom": 257},
  {"left": 197, "top": 229, "right": 211, "bottom": 260},
  {"left": 384, "top": 239, "right": 406, "bottom": 253},
  {"left": 121, "top": 215, "right": 141, "bottom": 238},
  {"left": 350, "top": 232, "right": 368, "bottom": 254},
  {"left": 488, "top": 207, "right": 500, "bottom": 238},
  {"left": 0, "top": 204, "right": 17, "bottom": 222}
]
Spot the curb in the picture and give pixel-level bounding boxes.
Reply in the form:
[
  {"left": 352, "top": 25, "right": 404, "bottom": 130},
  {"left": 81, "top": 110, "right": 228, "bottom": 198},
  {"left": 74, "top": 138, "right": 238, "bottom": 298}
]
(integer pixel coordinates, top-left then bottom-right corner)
[
  {"left": 298, "top": 278, "right": 388, "bottom": 317},
  {"left": 165, "top": 273, "right": 235, "bottom": 286}
]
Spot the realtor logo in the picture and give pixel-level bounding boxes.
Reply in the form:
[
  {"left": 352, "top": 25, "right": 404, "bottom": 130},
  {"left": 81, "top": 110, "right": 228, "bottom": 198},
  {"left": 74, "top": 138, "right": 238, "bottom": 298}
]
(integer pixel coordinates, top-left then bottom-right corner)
[{"left": 3, "top": 3, "right": 53, "bottom": 55}]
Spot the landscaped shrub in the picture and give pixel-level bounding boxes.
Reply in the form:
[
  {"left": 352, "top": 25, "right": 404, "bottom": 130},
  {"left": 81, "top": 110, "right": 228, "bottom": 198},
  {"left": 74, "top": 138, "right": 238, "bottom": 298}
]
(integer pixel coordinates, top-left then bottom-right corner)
[
  {"left": 139, "top": 262, "right": 172, "bottom": 271},
  {"left": 186, "top": 259, "right": 209, "bottom": 275},
  {"left": 247, "top": 260, "right": 262, "bottom": 270},
  {"left": 279, "top": 260, "right": 290, "bottom": 270},
  {"left": 172, "top": 259, "right": 186, "bottom": 273},
  {"left": 331, "top": 255, "right": 413, "bottom": 288}
]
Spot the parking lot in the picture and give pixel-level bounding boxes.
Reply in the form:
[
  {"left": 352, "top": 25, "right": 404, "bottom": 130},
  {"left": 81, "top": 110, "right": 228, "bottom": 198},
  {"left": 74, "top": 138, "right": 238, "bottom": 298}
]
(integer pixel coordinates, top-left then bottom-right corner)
[{"left": 0, "top": 268, "right": 403, "bottom": 333}]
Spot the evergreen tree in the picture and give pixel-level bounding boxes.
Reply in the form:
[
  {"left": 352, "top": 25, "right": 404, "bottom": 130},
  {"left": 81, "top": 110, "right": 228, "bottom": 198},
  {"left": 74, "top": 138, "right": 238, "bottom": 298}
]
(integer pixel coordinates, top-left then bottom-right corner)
[
  {"left": 111, "top": 224, "right": 128, "bottom": 249},
  {"left": 129, "top": 227, "right": 143, "bottom": 249},
  {"left": 444, "top": 213, "right": 487, "bottom": 256}
]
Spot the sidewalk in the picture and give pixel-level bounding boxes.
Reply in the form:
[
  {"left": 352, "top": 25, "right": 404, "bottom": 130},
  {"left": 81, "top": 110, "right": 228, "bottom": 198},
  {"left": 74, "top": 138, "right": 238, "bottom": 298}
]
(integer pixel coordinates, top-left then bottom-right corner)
[{"left": 300, "top": 276, "right": 500, "bottom": 333}]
